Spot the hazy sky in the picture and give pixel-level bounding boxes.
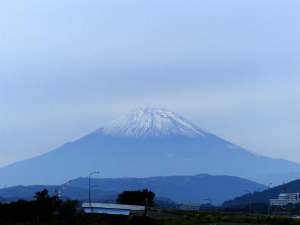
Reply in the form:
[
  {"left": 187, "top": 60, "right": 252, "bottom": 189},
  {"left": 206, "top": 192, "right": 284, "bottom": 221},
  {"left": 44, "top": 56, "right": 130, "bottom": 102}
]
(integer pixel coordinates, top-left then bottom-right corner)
[{"left": 1, "top": 0, "right": 300, "bottom": 167}]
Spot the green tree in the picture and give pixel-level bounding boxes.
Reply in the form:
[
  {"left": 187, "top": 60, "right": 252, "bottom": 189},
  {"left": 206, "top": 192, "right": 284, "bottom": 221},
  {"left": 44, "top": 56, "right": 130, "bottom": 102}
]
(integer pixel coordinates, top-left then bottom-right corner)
[
  {"left": 34, "top": 189, "right": 54, "bottom": 221},
  {"left": 34, "top": 189, "right": 49, "bottom": 200},
  {"left": 58, "top": 198, "right": 79, "bottom": 224},
  {"left": 116, "top": 189, "right": 155, "bottom": 207}
]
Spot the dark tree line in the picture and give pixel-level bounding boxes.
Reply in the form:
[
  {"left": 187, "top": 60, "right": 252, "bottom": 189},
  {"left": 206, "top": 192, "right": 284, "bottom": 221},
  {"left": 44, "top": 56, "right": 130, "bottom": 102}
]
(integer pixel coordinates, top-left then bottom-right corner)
[
  {"left": 116, "top": 189, "right": 155, "bottom": 207},
  {"left": 0, "top": 189, "right": 79, "bottom": 224},
  {"left": 0, "top": 188, "right": 158, "bottom": 225}
]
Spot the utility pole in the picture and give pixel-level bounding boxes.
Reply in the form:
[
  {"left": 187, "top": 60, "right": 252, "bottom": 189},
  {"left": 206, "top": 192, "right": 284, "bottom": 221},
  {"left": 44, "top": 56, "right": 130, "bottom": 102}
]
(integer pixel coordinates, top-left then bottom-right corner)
[
  {"left": 89, "top": 172, "right": 99, "bottom": 206},
  {"left": 204, "top": 198, "right": 213, "bottom": 212},
  {"left": 53, "top": 190, "right": 55, "bottom": 215},
  {"left": 268, "top": 183, "right": 273, "bottom": 216},
  {"left": 89, "top": 185, "right": 99, "bottom": 212},
  {"left": 145, "top": 198, "right": 148, "bottom": 216}
]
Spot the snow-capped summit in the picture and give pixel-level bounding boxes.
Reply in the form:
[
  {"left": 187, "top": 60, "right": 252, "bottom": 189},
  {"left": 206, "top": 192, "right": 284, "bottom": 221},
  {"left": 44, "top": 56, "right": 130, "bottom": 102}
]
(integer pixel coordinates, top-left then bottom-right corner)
[{"left": 94, "top": 108, "right": 208, "bottom": 138}]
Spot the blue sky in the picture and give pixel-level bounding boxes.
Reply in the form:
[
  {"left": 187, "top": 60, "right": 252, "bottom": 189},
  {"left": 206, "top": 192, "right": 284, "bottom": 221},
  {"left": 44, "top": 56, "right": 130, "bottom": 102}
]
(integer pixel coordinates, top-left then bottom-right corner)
[{"left": 1, "top": 0, "right": 300, "bottom": 167}]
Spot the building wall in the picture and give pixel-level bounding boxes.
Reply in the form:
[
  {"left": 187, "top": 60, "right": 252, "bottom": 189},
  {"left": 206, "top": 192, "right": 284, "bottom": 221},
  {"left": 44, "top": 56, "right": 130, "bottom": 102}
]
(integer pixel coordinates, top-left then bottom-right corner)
[
  {"left": 83, "top": 207, "right": 130, "bottom": 215},
  {"left": 82, "top": 203, "right": 144, "bottom": 215},
  {"left": 180, "top": 203, "right": 200, "bottom": 211},
  {"left": 270, "top": 192, "right": 300, "bottom": 206}
]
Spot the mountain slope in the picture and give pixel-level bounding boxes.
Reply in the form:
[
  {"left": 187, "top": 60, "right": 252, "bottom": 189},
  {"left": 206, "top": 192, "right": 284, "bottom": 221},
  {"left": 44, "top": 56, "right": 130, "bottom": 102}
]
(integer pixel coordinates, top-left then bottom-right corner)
[{"left": 0, "top": 108, "right": 300, "bottom": 187}]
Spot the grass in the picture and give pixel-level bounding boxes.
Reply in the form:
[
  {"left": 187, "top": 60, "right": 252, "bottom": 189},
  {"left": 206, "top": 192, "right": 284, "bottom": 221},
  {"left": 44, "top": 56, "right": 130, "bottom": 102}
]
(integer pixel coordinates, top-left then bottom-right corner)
[
  {"left": 3, "top": 211, "right": 300, "bottom": 225},
  {"left": 158, "top": 210, "right": 300, "bottom": 225}
]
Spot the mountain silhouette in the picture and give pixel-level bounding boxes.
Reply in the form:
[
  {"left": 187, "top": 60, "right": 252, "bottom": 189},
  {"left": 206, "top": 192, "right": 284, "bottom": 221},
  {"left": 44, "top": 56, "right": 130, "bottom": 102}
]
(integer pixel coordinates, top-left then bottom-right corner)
[{"left": 0, "top": 108, "right": 300, "bottom": 187}]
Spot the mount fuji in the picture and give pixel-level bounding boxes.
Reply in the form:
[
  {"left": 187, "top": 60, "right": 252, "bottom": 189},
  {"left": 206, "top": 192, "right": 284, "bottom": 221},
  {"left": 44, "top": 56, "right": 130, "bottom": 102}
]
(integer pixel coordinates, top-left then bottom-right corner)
[{"left": 1, "top": 107, "right": 300, "bottom": 187}]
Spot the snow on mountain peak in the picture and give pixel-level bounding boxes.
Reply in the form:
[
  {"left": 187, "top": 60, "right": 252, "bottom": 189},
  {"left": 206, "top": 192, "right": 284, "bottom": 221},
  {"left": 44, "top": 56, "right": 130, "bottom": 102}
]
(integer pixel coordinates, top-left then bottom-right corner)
[{"left": 94, "top": 108, "right": 208, "bottom": 138}]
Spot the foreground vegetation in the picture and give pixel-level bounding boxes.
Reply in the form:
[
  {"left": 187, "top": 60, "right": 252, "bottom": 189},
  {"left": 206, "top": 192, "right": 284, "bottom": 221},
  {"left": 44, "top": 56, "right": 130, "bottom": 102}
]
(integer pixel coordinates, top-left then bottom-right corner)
[
  {"left": 0, "top": 189, "right": 79, "bottom": 225},
  {"left": 1, "top": 189, "right": 300, "bottom": 225},
  {"left": 2, "top": 207, "right": 300, "bottom": 225},
  {"left": 161, "top": 210, "right": 300, "bottom": 225}
]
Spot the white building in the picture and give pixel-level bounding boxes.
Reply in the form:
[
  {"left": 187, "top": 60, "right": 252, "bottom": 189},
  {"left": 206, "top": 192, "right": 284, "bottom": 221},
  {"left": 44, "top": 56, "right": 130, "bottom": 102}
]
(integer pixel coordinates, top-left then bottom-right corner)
[
  {"left": 270, "top": 193, "right": 300, "bottom": 206},
  {"left": 180, "top": 203, "right": 200, "bottom": 211},
  {"left": 270, "top": 183, "right": 300, "bottom": 206},
  {"left": 82, "top": 203, "right": 145, "bottom": 215}
]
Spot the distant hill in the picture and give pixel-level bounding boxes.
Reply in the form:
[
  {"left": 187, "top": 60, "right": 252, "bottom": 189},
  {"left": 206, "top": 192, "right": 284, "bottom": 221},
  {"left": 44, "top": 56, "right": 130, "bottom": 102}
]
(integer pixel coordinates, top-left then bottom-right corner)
[
  {"left": 0, "top": 196, "right": 19, "bottom": 203},
  {"left": 223, "top": 179, "right": 300, "bottom": 206},
  {"left": 0, "top": 185, "right": 57, "bottom": 200},
  {"left": 249, "top": 171, "right": 300, "bottom": 186},
  {"left": 0, "top": 184, "right": 118, "bottom": 203},
  {"left": 69, "top": 174, "right": 267, "bottom": 205},
  {"left": 0, "top": 174, "right": 266, "bottom": 205}
]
